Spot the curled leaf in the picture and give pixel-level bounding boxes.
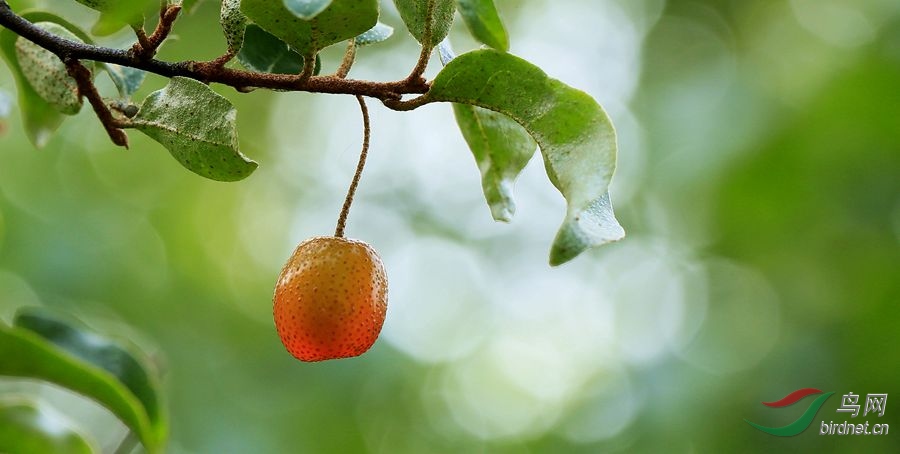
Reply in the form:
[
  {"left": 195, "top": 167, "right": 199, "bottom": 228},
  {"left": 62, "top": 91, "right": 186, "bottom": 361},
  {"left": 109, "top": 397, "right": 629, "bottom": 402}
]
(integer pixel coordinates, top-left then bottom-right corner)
[
  {"left": 428, "top": 50, "right": 624, "bottom": 264},
  {"left": 453, "top": 104, "right": 536, "bottom": 221}
]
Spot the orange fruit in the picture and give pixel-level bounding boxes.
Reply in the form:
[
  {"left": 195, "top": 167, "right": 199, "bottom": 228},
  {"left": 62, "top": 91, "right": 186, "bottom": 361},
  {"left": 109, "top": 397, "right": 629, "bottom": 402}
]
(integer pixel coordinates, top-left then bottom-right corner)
[{"left": 273, "top": 236, "right": 388, "bottom": 362}]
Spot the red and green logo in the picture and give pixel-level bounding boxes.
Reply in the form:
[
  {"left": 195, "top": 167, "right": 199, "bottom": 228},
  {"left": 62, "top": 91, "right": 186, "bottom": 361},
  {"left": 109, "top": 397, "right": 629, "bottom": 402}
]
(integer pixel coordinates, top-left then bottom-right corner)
[{"left": 745, "top": 388, "right": 834, "bottom": 436}]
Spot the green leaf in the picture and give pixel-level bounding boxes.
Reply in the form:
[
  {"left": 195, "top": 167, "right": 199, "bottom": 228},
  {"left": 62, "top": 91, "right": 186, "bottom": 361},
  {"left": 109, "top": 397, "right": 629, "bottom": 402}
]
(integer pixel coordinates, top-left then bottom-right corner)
[
  {"left": 0, "top": 12, "right": 93, "bottom": 147},
  {"left": 104, "top": 64, "right": 146, "bottom": 98},
  {"left": 355, "top": 22, "right": 394, "bottom": 46},
  {"left": 0, "top": 323, "right": 162, "bottom": 453},
  {"left": 393, "top": 0, "right": 455, "bottom": 49},
  {"left": 441, "top": 42, "right": 533, "bottom": 221},
  {"left": 0, "top": 400, "right": 95, "bottom": 454},
  {"left": 73, "top": 0, "right": 155, "bottom": 36},
  {"left": 455, "top": 0, "right": 508, "bottom": 51},
  {"left": 14, "top": 23, "right": 83, "bottom": 115},
  {"left": 241, "top": 0, "right": 378, "bottom": 55},
  {"left": 220, "top": 0, "right": 247, "bottom": 55},
  {"left": 238, "top": 25, "right": 323, "bottom": 76},
  {"left": 283, "top": 0, "right": 333, "bottom": 19},
  {"left": 13, "top": 308, "right": 165, "bottom": 444},
  {"left": 453, "top": 104, "right": 536, "bottom": 222},
  {"left": 237, "top": 24, "right": 305, "bottom": 74},
  {"left": 130, "top": 77, "right": 258, "bottom": 182},
  {"left": 427, "top": 49, "right": 624, "bottom": 265}
]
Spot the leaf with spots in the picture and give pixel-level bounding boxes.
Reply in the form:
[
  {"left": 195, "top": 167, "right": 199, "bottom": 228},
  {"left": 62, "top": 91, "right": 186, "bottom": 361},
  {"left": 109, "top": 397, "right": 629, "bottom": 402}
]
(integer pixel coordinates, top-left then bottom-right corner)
[
  {"left": 283, "top": 0, "right": 333, "bottom": 20},
  {"left": 220, "top": 0, "right": 247, "bottom": 55},
  {"left": 455, "top": 0, "right": 508, "bottom": 51},
  {"left": 393, "top": 0, "right": 455, "bottom": 49},
  {"left": 427, "top": 49, "right": 624, "bottom": 265},
  {"left": 0, "top": 400, "right": 94, "bottom": 454},
  {"left": 0, "top": 12, "right": 93, "bottom": 147},
  {"left": 355, "top": 22, "right": 394, "bottom": 46},
  {"left": 241, "top": 0, "right": 378, "bottom": 56},
  {"left": 129, "top": 77, "right": 257, "bottom": 182},
  {"left": 14, "top": 23, "right": 83, "bottom": 115}
]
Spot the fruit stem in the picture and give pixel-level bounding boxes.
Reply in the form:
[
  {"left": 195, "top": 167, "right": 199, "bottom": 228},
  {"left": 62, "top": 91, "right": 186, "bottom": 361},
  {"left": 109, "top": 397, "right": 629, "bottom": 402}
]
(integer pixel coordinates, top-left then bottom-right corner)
[{"left": 335, "top": 95, "right": 371, "bottom": 238}]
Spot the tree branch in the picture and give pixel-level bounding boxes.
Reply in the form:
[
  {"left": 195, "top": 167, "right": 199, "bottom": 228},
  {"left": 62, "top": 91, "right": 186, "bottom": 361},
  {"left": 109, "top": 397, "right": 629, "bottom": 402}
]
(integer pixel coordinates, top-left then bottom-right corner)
[
  {"left": 65, "top": 58, "right": 129, "bottom": 148},
  {"left": 0, "top": 1, "right": 430, "bottom": 103},
  {"left": 131, "top": 2, "right": 181, "bottom": 59},
  {"left": 404, "top": 0, "right": 438, "bottom": 84},
  {"left": 334, "top": 40, "right": 356, "bottom": 79}
]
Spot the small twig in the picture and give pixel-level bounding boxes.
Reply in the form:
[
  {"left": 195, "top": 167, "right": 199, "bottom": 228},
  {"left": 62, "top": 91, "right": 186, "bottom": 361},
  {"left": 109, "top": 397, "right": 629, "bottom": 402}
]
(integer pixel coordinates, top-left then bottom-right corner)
[
  {"left": 407, "top": 45, "right": 431, "bottom": 84},
  {"left": 207, "top": 51, "right": 235, "bottom": 69},
  {"left": 132, "top": 2, "right": 181, "bottom": 59},
  {"left": 146, "top": 3, "right": 181, "bottom": 52},
  {"left": 65, "top": 59, "right": 129, "bottom": 148},
  {"left": 335, "top": 95, "right": 371, "bottom": 238},
  {"left": 405, "top": 0, "right": 438, "bottom": 83},
  {"left": 382, "top": 94, "right": 432, "bottom": 111},
  {"left": 130, "top": 26, "right": 153, "bottom": 55},
  {"left": 299, "top": 50, "right": 318, "bottom": 81},
  {"left": 334, "top": 40, "right": 357, "bottom": 79}
]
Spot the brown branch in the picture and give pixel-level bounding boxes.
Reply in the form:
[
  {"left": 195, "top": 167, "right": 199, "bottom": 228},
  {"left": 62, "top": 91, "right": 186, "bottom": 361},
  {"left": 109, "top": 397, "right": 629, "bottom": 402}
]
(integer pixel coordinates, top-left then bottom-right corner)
[
  {"left": 405, "top": 0, "right": 438, "bottom": 84},
  {"left": 131, "top": 26, "right": 153, "bottom": 55},
  {"left": 148, "top": 3, "right": 181, "bottom": 54},
  {"left": 299, "top": 50, "right": 317, "bottom": 81},
  {"left": 0, "top": 1, "right": 431, "bottom": 102},
  {"left": 335, "top": 96, "right": 371, "bottom": 238},
  {"left": 334, "top": 40, "right": 357, "bottom": 79},
  {"left": 383, "top": 93, "right": 432, "bottom": 111},
  {"left": 65, "top": 59, "right": 129, "bottom": 148},
  {"left": 131, "top": 2, "right": 181, "bottom": 59},
  {"left": 407, "top": 43, "right": 431, "bottom": 85}
]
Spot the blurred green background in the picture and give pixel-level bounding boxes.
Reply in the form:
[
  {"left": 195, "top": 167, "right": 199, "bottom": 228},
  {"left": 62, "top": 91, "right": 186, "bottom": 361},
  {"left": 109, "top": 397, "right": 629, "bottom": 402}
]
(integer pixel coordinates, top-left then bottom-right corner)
[{"left": 1, "top": 0, "right": 899, "bottom": 452}]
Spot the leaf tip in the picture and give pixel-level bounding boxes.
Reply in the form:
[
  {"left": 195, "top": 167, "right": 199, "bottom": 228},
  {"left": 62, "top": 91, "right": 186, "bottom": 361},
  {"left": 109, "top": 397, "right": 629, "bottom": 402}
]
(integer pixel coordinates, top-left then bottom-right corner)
[
  {"left": 549, "top": 226, "right": 625, "bottom": 266},
  {"left": 215, "top": 156, "right": 259, "bottom": 182},
  {"left": 489, "top": 202, "right": 514, "bottom": 223},
  {"left": 549, "top": 194, "right": 625, "bottom": 266}
]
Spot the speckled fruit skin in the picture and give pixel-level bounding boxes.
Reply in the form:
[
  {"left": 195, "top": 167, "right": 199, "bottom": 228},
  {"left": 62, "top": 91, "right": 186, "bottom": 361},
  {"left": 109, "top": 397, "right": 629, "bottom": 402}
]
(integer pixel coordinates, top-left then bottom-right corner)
[{"left": 274, "top": 236, "right": 388, "bottom": 362}]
